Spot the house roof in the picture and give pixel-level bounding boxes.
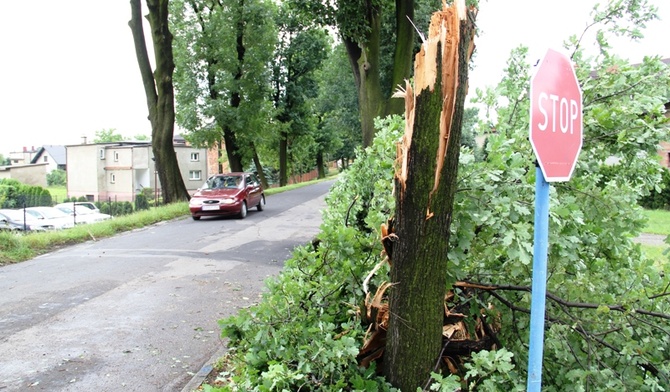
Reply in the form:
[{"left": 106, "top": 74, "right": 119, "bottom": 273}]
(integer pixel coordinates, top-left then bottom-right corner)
[{"left": 31, "top": 145, "right": 67, "bottom": 165}]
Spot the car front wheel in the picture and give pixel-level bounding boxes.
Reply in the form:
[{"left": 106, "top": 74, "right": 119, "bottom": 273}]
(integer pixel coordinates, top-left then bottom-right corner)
[
  {"left": 238, "top": 201, "right": 248, "bottom": 219},
  {"left": 256, "top": 195, "right": 265, "bottom": 211},
  {"left": 192, "top": 215, "right": 201, "bottom": 221}
]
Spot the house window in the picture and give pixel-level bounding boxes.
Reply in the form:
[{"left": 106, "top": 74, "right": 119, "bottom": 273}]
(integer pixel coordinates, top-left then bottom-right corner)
[
  {"left": 114, "top": 151, "right": 119, "bottom": 162},
  {"left": 43, "top": 156, "right": 48, "bottom": 162},
  {"left": 190, "top": 152, "right": 200, "bottom": 162},
  {"left": 189, "top": 170, "right": 202, "bottom": 181},
  {"left": 110, "top": 173, "right": 116, "bottom": 184},
  {"left": 100, "top": 149, "right": 105, "bottom": 160}
]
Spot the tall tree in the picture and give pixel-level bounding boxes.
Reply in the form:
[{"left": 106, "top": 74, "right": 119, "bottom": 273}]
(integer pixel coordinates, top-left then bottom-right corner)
[
  {"left": 288, "top": 0, "right": 418, "bottom": 147},
  {"left": 272, "top": 5, "right": 330, "bottom": 186},
  {"left": 382, "top": 3, "right": 476, "bottom": 390},
  {"left": 129, "top": 0, "right": 190, "bottom": 203},
  {"left": 313, "top": 43, "right": 362, "bottom": 173},
  {"left": 171, "top": 0, "right": 277, "bottom": 175}
]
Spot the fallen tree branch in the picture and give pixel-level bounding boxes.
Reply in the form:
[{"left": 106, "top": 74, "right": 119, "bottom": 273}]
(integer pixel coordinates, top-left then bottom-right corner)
[{"left": 456, "top": 281, "right": 670, "bottom": 320}]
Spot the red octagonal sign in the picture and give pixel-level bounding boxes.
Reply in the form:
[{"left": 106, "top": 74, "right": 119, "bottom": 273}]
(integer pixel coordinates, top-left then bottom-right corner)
[{"left": 529, "top": 49, "right": 583, "bottom": 182}]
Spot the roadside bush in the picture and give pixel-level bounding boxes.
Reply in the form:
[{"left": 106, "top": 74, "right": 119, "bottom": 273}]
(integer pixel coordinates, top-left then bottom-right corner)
[
  {"left": 0, "top": 179, "right": 52, "bottom": 208},
  {"left": 135, "top": 193, "right": 150, "bottom": 211},
  {"left": 98, "top": 201, "right": 134, "bottom": 216}
]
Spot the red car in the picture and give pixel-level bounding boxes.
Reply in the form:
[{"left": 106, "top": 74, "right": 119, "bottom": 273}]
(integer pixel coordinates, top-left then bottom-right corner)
[{"left": 189, "top": 172, "right": 265, "bottom": 220}]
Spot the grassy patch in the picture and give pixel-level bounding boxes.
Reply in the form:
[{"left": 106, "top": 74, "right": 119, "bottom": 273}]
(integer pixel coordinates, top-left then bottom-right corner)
[
  {"left": 641, "top": 244, "right": 669, "bottom": 269},
  {"left": 47, "top": 186, "right": 68, "bottom": 204},
  {"left": 0, "top": 203, "right": 189, "bottom": 265},
  {"left": 642, "top": 209, "right": 670, "bottom": 235}
]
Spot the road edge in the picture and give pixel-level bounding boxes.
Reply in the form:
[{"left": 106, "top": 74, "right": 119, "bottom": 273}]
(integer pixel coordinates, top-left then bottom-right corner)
[{"left": 181, "top": 346, "right": 228, "bottom": 392}]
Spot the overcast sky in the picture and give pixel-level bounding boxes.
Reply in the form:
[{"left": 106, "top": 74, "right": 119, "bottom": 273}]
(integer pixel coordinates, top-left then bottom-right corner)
[{"left": 1, "top": 0, "right": 668, "bottom": 156}]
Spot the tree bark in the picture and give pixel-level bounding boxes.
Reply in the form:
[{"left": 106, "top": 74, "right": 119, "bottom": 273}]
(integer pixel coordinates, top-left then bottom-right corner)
[
  {"left": 316, "top": 150, "right": 325, "bottom": 179},
  {"left": 279, "top": 131, "right": 288, "bottom": 186},
  {"left": 382, "top": 2, "right": 476, "bottom": 391},
  {"left": 251, "top": 144, "right": 269, "bottom": 189},
  {"left": 129, "top": 0, "right": 190, "bottom": 203},
  {"left": 386, "top": 0, "right": 415, "bottom": 116},
  {"left": 343, "top": 0, "right": 415, "bottom": 148}
]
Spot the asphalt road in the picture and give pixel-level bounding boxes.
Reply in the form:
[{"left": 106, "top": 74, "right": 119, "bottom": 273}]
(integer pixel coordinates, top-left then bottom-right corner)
[{"left": 0, "top": 180, "right": 335, "bottom": 392}]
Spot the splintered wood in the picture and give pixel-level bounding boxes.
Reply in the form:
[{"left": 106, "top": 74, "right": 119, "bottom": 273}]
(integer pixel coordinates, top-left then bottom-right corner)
[{"left": 393, "top": 0, "right": 475, "bottom": 215}]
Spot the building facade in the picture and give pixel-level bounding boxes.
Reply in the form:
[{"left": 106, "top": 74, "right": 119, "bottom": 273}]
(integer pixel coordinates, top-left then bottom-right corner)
[{"left": 66, "top": 141, "right": 209, "bottom": 202}]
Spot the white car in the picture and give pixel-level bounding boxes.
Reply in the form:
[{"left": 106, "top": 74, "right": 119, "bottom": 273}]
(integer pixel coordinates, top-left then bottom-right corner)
[
  {"left": 54, "top": 203, "right": 112, "bottom": 225},
  {"left": 0, "top": 209, "right": 52, "bottom": 231},
  {"left": 24, "top": 207, "right": 76, "bottom": 230}
]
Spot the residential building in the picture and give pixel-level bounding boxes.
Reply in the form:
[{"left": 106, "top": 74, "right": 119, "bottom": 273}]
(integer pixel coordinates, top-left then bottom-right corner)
[
  {"left": 30, "top": 145, "right": 67, "bottom": 173},
  {"left": 8, "top": 146, "right": 39, "bottom": 165},
  {"left": 66, "top": 141, "right": 209, "bottom": 202}
]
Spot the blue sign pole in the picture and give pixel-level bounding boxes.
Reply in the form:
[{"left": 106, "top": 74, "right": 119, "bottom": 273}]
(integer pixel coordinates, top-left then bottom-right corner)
[{"left": 527, "top": 165, "right": 550, "bottom": 391}]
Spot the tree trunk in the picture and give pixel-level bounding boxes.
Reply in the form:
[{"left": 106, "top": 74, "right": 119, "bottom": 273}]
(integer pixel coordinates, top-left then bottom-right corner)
[
  {"left": 382, "top": 3, "right": 476, "bottom": 391},
  {"left": 316, "top": 150, "right": 325, "bottom": 179},
  {"left": 222, "top": 121, "right": 244, "bottom": 172},
  {"left": 343, "top": 0, "right": 415, "bottom": 148},
  {"left": 129, "top": 0, "right": 190, "bottom": 204},
  {"left": 251, "top": 144, "right": 269, "bottom": 189},
  {"left": 217, "top": 140, "right": 225, "bottom": 173},
  {"left": 224, "top": 1, "right": 247, "bottom": 173},
  {"left": 386, "top": 0, "right": 415, "bottom": 116},
  {"left": 279, "top": 132, "right": 288, "bottom": 186}
]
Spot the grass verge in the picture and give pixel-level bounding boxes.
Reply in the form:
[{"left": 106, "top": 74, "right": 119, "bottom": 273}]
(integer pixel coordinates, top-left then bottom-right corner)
[
  {"left": 0, "top": 203, "right": 189, "bottom": 266},
  {"left": 643, "top": 209, "right": 670, "bottom": 236}
]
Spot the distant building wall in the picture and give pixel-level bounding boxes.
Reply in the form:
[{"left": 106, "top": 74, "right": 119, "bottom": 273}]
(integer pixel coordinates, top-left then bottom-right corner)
[{"left": 0, "top": 163, "right": 48, "bottom": 187}]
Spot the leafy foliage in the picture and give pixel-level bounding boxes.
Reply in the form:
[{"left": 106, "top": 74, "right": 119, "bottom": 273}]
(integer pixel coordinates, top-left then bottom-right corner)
[
  {"left": 135, "top": 193, "right": 150, "bottom": 211},
  {"left": 312, "top": 44, "right": 361, "bottom": 170},
  {"left": 93, "top": 128, "right": 124, "bottom": 143},
  {"left": 46, "top": 169, "right": 67, "bottom": 187},
  {"left": 639, "top": 168, "right": 670, "bottom": 209},
  {"left": 171, "top": 0, "right": 278, "bottom": 170},
  {"left": 0, "top": 179, "right": 52, "bottom": 208},
  {"left": 213, "top": 117, "right": 403, "bottom": 391}
]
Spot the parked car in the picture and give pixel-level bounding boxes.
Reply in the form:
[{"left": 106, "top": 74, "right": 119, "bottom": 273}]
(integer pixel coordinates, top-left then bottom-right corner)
[
  {"left": 24, "top": 207, "right": 76, "bottom": 229},
  {"left": 66, "top": 201, "right": 101, "bottom": 213},
  {"left": 54, "top": 203, "right": 112, "bottom": 225},
  {"left": 0, "top": 209, "right": 51, "bottom": 231},
  {"left": 189, "top": 172, "right": 265, "bottom": 220}
]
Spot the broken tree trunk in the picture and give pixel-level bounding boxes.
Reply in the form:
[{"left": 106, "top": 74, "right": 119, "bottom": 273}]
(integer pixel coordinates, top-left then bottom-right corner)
[{"left": 382, "top": 1, "right": 476, "bottom": 390}]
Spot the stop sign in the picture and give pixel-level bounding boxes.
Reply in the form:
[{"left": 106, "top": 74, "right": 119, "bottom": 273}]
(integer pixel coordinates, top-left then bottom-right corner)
[{"left": 529, "top": 48, "right": 583, "bottom": 182}]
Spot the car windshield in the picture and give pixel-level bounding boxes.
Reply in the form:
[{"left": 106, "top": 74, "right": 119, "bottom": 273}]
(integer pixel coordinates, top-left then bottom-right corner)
[
  {"left": 204, "top": 175, "right": 242, "bottom": 190},
  {"left": 30, "top": 208, "right": 68, "bottom": 219},
  {"left": 58, "top": 205, "right": 94, "bottom": 215}
]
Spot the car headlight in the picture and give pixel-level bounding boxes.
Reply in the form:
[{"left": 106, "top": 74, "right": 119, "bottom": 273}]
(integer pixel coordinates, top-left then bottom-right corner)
[{"left": 220, "top": 198, "right": 236, "bottom": 205}]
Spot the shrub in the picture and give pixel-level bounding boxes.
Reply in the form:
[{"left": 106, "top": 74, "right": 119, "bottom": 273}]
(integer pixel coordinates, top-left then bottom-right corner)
[
  {"left": 135, "top": 193, "right": 150, "bottom": 211},
  {"left": 46, "top": 169, "right": 67, "bottom": 186},
  {"left": 0, "top": 179, "right": 51, "bottom": 208}
]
